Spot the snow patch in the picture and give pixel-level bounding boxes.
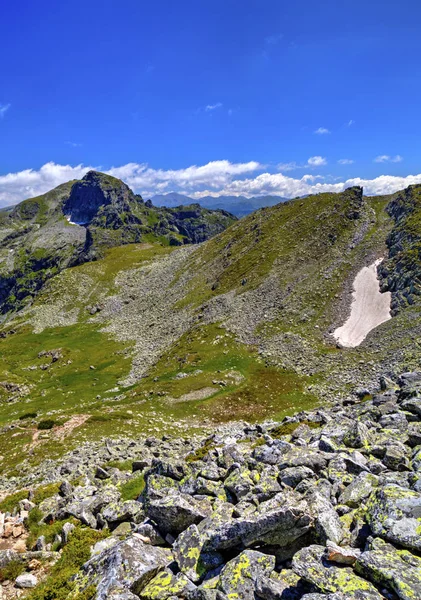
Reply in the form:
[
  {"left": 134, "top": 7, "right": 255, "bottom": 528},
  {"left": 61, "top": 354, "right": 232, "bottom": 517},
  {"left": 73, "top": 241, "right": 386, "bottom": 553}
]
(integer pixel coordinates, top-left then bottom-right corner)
[
  {"left": 334, "top": 258, "right": 392, "bottom": 348},
  {"left": 66, "top": 215, "right": 86, "bottom": 226}
]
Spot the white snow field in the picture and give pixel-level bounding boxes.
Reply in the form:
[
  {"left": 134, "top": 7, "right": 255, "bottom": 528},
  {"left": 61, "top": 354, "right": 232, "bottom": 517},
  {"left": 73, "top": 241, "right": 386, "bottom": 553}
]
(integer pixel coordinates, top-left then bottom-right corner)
[{"left": 334, "top": 259, "right": 392, "bottom": 348}]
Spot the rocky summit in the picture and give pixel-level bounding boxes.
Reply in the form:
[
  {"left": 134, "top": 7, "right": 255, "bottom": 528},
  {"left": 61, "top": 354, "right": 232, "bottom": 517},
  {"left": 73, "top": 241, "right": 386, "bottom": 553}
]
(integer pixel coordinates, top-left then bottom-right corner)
[{"left": 1, "top": 372, "right": 421, "bottom": 599}]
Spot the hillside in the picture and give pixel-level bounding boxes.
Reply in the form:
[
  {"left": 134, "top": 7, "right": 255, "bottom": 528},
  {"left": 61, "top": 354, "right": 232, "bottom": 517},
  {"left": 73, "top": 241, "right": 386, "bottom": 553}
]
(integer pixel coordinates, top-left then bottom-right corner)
[
  {"left": 151, "top": 192, "right": 289, "bottom": 217},
  {"left": 0, "top": 171, "right": 236, "bottom": 314},
  {"left": 1, "top": 182, "right": 421, "bottom": 479}
]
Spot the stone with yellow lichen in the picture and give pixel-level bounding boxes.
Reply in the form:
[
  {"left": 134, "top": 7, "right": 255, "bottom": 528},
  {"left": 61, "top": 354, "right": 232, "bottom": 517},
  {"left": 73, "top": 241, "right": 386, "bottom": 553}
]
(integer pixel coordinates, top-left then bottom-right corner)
[
  {"left": 173, "top": 524, "right": 224, "bottom": 583},
  {"left": 366, "top": 484, "right": 421, "bottom": 551},
  {"left": 138, "top": 569, "right": 194, "bottom": 600},
  {"left": 292, "top": 544, "right": 383, "bottom": 599},
  {"left": 355, "top": 536, "right": 421, "bottom": 600},
  {"left": 218, "top": 549, "right": 275, "bottom": 599},
  {"left": 145, "top": 490, "right": 213, "bottom": 535}
]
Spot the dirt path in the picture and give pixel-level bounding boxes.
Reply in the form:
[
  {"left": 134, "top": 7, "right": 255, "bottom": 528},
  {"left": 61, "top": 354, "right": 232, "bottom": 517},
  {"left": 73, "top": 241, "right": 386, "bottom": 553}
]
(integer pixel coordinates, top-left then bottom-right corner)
[{"left": 334, "top": 258, "right": 392, "bottom": 348}]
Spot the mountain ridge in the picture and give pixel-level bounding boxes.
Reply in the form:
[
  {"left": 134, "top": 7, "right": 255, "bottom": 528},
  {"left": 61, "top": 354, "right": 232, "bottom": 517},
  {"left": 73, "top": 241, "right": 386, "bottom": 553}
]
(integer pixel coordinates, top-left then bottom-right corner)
[{"left": 150, "top": 192, "right": 289, "bottom": 217}]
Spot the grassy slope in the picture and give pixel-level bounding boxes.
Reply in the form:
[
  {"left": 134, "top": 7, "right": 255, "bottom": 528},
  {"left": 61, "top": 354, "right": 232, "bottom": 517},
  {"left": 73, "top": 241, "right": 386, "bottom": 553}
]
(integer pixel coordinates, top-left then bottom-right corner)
[
  {"left": 0, "top": 241, "right": 316, "bottom": 476},
  {"left": 2, "top": 187, "right": 421, "bottom": 477}
]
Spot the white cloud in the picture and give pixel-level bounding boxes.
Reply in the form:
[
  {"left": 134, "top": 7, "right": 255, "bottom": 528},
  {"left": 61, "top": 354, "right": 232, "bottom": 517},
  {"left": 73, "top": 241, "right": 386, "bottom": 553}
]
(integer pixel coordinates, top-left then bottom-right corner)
[
  {"left": 205, "top": 103, "right": 223, "bottom": 112},
  {"left": 1, "top": 160, "right": 421, "bottom": 208},
  {"left": 338, "top": 159, "right": 354, "bottom": 165},
  {"left": 0, "top": 160, "right": 262, "bottom": 206},
  {"left": 374, "top": 154, "right": 403, "bottom": 163},
  {"left": 0, "top": 103, "right": 11, "bottom": 118},
  {"left": 65, "top": 141, "right": 82, "bottom": 148},
  {"left": 347, "top": 119, "right": 355, "bottom": 126},
  {"left": 314, "top": 127, "right": 330, "bottom": 135},
  {"left": 277, "top": 162, "right": 299, "bottom": 172},
  {"left": 307, "top": 156, "right": 327, "bottom": 167}
]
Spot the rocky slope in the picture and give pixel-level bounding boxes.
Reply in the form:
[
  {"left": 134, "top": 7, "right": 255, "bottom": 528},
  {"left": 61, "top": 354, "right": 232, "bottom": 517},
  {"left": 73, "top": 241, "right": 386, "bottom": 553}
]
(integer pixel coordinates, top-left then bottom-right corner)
[
  {"left": 1, "top": 371, "right": 421, "bottom": 599},
  {"left": 0, "top": 171, "right": 236, "bottom": 314},
  {"left": 3, "top": 184, "right": 421, "bottom": 480}
]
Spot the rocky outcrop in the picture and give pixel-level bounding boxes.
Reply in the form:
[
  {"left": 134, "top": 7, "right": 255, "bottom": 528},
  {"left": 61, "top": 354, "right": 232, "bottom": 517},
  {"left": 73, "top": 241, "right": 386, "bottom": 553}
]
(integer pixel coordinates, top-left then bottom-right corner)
[
  {"left": 1, "top": 371, "right": 421, "bottom": 598},
  {"left": 379, "top": 184, "right": 421, "bottom": 312},
  {"left": 63, "top": 171, "right": 135, "bottom": 225}
]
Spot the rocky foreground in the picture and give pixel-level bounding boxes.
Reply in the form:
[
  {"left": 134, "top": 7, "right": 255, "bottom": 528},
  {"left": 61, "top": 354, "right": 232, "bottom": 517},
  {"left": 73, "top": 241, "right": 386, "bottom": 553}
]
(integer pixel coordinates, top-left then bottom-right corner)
[{"left": 1, "top": 373, "right": 421, "bottom": 599}]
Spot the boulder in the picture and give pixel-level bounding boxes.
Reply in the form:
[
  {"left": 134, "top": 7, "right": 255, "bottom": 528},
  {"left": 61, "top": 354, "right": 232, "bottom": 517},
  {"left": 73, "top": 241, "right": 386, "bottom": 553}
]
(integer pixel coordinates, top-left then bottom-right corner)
[
  {"left": 76, "top": 535, "right": 172, "bottom": 599},
  {"left": 145, "top": 492, "right": 212, "bottom": 535},
  {"left": 139, "top": 569, "right": 194, "bottom": 600},
  {"left": 173, "top": 524, "right": 224, "bottom": 583},
  {"left": 366, "top": 484, "right": 421, "bottom": 551},
  {"left": 338, "top": 473, "right": 378, "bottom": 508},
  {"left": 102, "top": 500, "right": 143, "bottom": 525},
  {"left": 15, "top": 573, "right": 37, "bottom": 588},
  {"left": 203, "top": 492, "right": 312, "bottom": 551},
  {"left": 218, "top": 550, "right": 275, "bottom": 599},
  {"left": 355, "top": 537, "right": 421, "bottom": 600},
  {"left": 307, "top": 492, "right": 343, "bottom": 545},
  {"left": 292, "top": 545, "right": 383, "bottom": 599},
  {"left": 279, "top": 466, "right": 315, "bottom": 489}
]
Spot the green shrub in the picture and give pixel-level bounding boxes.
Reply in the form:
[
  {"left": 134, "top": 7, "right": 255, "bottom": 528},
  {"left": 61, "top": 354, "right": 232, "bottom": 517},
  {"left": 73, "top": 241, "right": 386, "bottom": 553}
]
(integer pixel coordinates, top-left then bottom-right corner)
[
  {"left": 119, "top": 474, "right": 145, "bottom": 501},
  {"left": 37, "top": 419, "right": 56, "bottom": 430},
  {"left": 26, "top": 527, "right": 106, "bottom": 600},
  {"left": 104, "top": 459, "right": 133, "bottom": 472},
  {"left": 32, "top": 483, "right": 60, "bottom": 505},
  {"left": 185, "top": 439, "right": 215, "bottom": 463},
  {"left": 0, "top": 489, "right": 29, "bottom": 513},
  {"left": 270, "top": 419, "right": 321, "bottom": 438},
  {"left": 19, "top": 412, "right": 38, "bottom": 420},
  {"left": 0, "top": 559, "right": 25, "bottom": 582}
]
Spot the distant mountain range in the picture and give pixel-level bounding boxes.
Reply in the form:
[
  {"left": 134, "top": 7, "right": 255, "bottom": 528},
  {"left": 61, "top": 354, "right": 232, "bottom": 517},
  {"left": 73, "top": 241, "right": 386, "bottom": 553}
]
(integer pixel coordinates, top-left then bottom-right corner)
[{"left": 150, "top": 192, "right": 288, "bottom": 217}]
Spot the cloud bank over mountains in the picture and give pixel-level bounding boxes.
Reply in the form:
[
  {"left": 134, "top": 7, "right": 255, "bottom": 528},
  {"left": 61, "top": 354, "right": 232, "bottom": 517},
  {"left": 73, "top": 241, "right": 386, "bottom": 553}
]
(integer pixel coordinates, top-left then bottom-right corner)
[{"left": 1, "top": 160, "right": 420, "bottom": 207}]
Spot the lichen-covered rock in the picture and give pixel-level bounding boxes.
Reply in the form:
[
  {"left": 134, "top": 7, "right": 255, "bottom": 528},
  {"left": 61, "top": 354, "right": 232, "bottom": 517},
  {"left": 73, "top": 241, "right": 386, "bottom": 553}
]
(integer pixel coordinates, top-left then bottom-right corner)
[
  {"left": 366, "top": 484, "right": 421, "bottom": 551},
  {"left": 223, "top": 467, "right": 255, "bottom": 500},
  {"left": 203, "top": 492, "right": 312, "bottom": 551},
  {"left": 218, "top": 550, "right": 275, "bottom": 599},
  {"left": 145, "top": 492, "right": 212, "bottom": 535},
  {"left": 307, "top": 492, "right": 343, "bottom": 545},
  {"left": 139, "top": 569, "right": 194, "bottom": 600},
  {"left": 255, "top": 569, "right": 309, "bottom": 600},
  {"left": 343, "top": 422, "right": 371, "bottom": 449},
  {"left": 173, "top": 524, "right": 223, "bottom": 583},
  {"left": 76, "top": 535, "right": 172, "bottom": 599},
  {"left": 292, "top": 545, "right": 383, "bottom": 598},
  {"left": 355, "top": 537, "right": 421, "bottom": 600},
  {"left": 338, "top": 473, "right": 378, "bottom": 508},
  {"left": 101, "top": 500, "right": 143, "bottom": 525}
]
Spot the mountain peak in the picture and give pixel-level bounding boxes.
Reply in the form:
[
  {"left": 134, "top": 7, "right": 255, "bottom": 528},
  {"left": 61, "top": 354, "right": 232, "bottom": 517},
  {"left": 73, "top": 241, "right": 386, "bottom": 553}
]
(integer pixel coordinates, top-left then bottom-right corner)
[{"left": 63, "top": 171, "right": 133, "bottom": 225}]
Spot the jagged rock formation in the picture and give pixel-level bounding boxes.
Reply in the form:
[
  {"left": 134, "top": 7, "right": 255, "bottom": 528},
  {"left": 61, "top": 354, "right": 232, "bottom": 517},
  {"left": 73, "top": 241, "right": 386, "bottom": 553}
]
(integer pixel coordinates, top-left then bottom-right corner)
[
  {"left": 0, "top": 171, "right": 236, "bottom": 313},
  {"left": 378, "top": 184, "right": 421, "bottom": 312},
  {"left": 1, "top": 371, "right": 421, "bottom": 598}
]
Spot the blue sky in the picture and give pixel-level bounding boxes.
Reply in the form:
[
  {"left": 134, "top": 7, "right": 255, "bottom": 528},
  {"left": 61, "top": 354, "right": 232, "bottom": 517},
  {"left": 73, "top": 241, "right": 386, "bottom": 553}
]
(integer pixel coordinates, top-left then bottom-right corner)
[{"left": 1, "top": 0, "right": 421, "bottom": 205}]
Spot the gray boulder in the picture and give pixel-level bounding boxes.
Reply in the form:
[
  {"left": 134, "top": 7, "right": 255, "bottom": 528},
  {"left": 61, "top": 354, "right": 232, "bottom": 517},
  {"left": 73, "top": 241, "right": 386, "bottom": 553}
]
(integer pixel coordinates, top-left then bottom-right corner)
[
  {"left": 292, "top": 545, "right": 383, "bottom": 598},
  {"left": 218, "top": 550, "right": 275, "bottom": 599},
  {"left": 355, "top": 537, "right": 421, "bottom": 600},
  {"left": 145, "top": 491, "right": 212, "bottom": 535},
  {"left": 203, "top": 492, "right": 312, "bottom": 551},
  {"left": 76, "top": 535, "right": 172, "bottom": 599},
  {"left": 366, "top": 484, "right": 421, "bottom": 551}
]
